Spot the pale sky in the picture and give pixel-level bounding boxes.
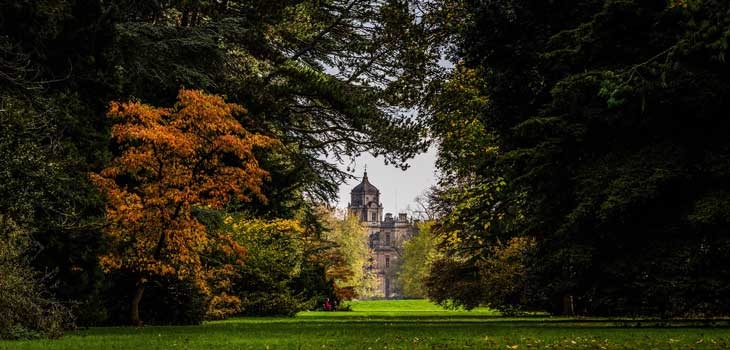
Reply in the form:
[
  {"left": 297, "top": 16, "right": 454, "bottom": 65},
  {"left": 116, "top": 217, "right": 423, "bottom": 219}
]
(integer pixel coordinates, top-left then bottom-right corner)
[{"left": 335, "top": 146, "right": 438, "bottom": 216}]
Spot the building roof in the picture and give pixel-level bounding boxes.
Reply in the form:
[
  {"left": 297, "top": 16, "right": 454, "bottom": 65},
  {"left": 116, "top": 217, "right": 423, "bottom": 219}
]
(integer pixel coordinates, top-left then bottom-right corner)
[{"left": 351, "top": 171, "right": 379, "bottom": 194}]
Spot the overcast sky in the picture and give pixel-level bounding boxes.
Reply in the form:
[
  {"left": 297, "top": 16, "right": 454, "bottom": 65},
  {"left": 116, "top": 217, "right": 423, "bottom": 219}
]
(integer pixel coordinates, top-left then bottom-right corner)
[{"left": 335, "top": 146, "right": 438, "bottom": 216}]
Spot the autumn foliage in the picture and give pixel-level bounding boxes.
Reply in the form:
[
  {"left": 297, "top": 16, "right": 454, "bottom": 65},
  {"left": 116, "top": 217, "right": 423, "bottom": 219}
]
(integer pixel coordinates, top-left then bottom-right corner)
[{"left": 90, "top": 89, "right": 276, "bottom": 324}]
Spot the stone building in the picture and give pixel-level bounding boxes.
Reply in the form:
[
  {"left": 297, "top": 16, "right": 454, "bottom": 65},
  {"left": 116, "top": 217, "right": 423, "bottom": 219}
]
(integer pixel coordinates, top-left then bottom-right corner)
[{"left": 347, "top": 171, "right": 417, "bottom": 298}]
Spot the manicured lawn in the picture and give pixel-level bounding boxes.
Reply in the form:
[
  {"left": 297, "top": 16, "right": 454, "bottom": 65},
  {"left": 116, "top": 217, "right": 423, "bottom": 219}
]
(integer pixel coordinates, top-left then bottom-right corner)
[
  {"left": 3, "top": 300, "right": 730, "bottom": 349},
  {"left": 298, "top": 298, "right": 499, "bottom": 318}
]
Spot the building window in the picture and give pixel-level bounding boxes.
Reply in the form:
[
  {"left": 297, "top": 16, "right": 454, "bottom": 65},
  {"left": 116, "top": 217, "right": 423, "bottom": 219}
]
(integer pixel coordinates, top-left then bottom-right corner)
[
  {"left": 385, "top": 255, "right": 390, "bottom": 268},
  {"left": 369, "top": 232, "right": 379, "bottom": 249},
  {"left": 371, "top": 212, "right": 377, "bottom": 222},
  {"left": 385, "top": 278, "right": 391, "bottom": 297},
  {"left": 385, "top": 232, "right": 391, "bottom": 246}
]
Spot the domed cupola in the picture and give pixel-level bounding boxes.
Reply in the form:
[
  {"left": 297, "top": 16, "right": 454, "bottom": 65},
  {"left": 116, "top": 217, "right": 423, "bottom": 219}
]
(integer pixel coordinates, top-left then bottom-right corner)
[
  {"left": 351, "top": 171, "right": 379, "bottom": 196},
  {"left": 348, "top": 171, "right": 383, "bottom": 223}
]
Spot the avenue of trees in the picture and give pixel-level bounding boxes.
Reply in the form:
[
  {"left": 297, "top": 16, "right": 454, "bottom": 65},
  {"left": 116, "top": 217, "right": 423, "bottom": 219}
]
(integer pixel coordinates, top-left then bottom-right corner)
[{"left": 3, "top": 0, "right": 730, "bottom": 339}]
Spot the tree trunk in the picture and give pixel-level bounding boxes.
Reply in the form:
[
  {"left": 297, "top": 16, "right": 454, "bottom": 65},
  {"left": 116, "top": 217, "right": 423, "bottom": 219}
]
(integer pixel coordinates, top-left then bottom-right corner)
[
  {"left": 181, "top": 7, "right": 190, "bottom": 27},
  {"left": 190, "top": 8, "right": 199, "bottom": 27},
  {"left": 562, "top": 294, "right": 575, "bottom": 316},
  {"left": 130, "top": 279, "right": 146, "bottom": 326}
]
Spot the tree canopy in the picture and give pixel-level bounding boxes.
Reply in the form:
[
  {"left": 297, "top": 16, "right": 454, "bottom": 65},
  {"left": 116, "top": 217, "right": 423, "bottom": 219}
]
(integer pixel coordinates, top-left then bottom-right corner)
[
  {"left": 0, "top": 0, "right": 444, "bottom": 330},
  {"left": 109, "top": 0, "right": 438, "bottom": 201},
  {"left": 7, "top": 0, "right": 730, "bottom": 332},
  {"left": 426, "top": 0, "right": 730, "bottom": 316},
  {"left": 91, "top": 89, "right": 276, "bottom": 325}
]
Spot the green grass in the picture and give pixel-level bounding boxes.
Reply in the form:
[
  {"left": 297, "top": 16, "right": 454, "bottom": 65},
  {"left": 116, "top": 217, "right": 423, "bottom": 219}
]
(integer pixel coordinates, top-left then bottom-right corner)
[
  {"left": 297, "top": 298, "right": 499, "bottom": 318},
  {"left": 3, "top": 300, "right": 730, "bottom": 349}
]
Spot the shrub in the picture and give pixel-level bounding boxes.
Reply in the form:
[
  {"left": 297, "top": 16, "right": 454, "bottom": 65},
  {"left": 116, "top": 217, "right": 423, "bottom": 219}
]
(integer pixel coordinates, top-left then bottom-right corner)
[
  {"left": 425, "top": 236, "right": 536, "bottom": 314},
  {"left": 0, "top": 216, "right": 73, "bottom": 339},
  {"left": 478, "top": 236, "right": 536, "bottom": 315},
  {"left": 239, "top": 292, "right": 314, "bottom": 317}
]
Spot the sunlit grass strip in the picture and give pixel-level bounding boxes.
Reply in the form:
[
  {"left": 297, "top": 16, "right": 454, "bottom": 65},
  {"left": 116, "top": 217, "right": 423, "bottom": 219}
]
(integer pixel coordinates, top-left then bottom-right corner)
[
  {"left": 346, "top": 298, "right": 497, "bottom": 313},
  {"left": 296, "top": 298, "right": 499, "bottom": 318}
]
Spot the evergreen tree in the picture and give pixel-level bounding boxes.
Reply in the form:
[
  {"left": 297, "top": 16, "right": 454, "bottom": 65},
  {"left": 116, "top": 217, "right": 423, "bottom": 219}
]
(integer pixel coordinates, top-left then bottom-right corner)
[{"left": 429, "top": 0, "right": 730, "bottom": 316}]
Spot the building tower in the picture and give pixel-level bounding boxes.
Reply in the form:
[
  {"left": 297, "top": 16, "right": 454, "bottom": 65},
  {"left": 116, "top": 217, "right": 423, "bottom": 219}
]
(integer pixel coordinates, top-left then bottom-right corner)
[
  {"left": 348, "top": 171, "right": 383, "bottom": 223},
  {"left": 348, "top": 171, "right": 416, "bottom": 298}
]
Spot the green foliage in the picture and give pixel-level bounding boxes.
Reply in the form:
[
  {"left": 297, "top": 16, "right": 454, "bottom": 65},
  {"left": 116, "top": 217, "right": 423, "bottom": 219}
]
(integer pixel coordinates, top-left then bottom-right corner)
[
  {"left": 217, "top": 216, "right": 314, "bottom": 317},
  {"left": 0, "top": 217, "right": 72, "bottom": 339},
  {"left": 0, "top": 0, "right": 115, "bottom": 327},
  {"left": 289, "top": 261, "right": 338, "bottom": 311},
  {"left": 319, "top": 209, "right": 372, "bottom": 300},
  {"left": 0, "top": 96, "right": 59, "bottom": 222},
  {"left": 428, "top": 0, "right": 730, "bottom": 316},
  {"left": 424, "top": 257, "right": 483, "bottom": 311},
  {"left": 0, "top": 46, "right": 103, "bottom": 330},
  {"left": 426, "top": 236, "right": 536, "bottom": 314},
  {"left": 238, "top": 292, "right": 314, "bottom": 317},
  {"left": 205, "top": 209, "right": 371, "bottom": 319},
  {"left": 105, "top": 0, "right": 436, "bottom": 204},
  {"left": 398, "top": 221, "right": 440, "bottom": 298},
  {"left": 477, "top": 237, "right": 536, "bottom": 316}
]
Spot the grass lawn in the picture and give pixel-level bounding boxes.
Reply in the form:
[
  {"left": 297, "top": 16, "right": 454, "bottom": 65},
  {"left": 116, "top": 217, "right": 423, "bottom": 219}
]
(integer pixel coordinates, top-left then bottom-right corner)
[{"left": 3, "top": 299, "right": 730, "bottom": 349}]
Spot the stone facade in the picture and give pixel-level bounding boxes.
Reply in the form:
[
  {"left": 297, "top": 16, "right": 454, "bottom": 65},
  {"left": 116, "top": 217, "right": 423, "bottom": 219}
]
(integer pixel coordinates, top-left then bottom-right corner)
[{"left": 347, "top": 171, "right": 417, "bottom": 298}]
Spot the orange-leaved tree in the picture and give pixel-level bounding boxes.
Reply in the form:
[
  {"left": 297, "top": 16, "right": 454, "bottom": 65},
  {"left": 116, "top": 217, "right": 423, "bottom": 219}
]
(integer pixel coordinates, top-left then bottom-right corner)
[{"left": 90, "top": 89, "right": 276, "bottom": 325}]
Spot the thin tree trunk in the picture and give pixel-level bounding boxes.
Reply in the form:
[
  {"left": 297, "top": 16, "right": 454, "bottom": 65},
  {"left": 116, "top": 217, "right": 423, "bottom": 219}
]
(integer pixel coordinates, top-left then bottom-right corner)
[
  {"left": 130, "top": 278, "right": 146, "bottom": 326},
  {"left": 562, "top": 294, "right": 575, "bottom": 316},
  {"left": 181, "top": 7, "right": 190, "bottom": 27},
  {"left": 190, "top": 8, "right": 199, "bottom": 27},
  {"left": 131, "top": 229, "right": 166, "bottom": 326}
]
